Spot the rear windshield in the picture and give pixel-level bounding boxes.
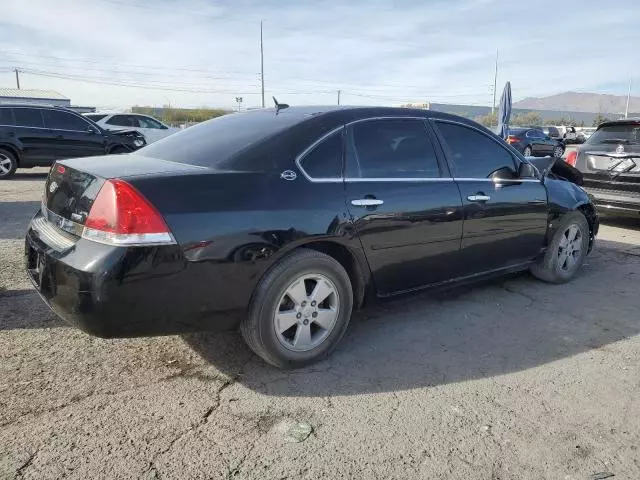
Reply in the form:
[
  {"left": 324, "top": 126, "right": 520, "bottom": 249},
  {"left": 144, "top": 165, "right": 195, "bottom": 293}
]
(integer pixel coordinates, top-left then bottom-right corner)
[
  {"left": 137, "top": 110, "right": 303, "bottom": 168},
  {"left": 588, "top": 124, "right": 640, "bottom": 145},
  {"left": 85, "top": 114, "right": 107, "bottom": 122}
]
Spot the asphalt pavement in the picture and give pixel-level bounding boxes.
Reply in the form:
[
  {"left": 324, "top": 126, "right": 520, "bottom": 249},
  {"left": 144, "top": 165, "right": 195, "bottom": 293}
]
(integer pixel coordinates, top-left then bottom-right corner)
[{"left": 1, "top": 168, "right": 639, "bottom": 479}]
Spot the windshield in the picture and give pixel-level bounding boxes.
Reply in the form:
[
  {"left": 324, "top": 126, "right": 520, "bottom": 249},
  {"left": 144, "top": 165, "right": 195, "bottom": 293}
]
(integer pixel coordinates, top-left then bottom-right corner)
[{"left": 588, "top": 124, "right": 640, "bottom": 145}]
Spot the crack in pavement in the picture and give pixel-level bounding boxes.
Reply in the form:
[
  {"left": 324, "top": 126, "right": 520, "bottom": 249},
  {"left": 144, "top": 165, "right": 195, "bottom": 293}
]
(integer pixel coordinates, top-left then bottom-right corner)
[{"left": 15, "top": 450, "right": 37, "bottom": 478}]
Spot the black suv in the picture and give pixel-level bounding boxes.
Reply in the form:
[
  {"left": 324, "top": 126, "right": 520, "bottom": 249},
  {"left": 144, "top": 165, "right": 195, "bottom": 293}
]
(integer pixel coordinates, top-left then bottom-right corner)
[
  {"left": 567, "top": 119, "right": 640, "bottom": 216},
  {"left": 0, "top": 105, "right": 146, "bottom": 179}
]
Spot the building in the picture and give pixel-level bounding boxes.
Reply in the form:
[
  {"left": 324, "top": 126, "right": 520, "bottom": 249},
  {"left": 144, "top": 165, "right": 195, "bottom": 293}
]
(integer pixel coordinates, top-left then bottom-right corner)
[
  {"left": 0, "top": 87, "right": 95, "bottom": 113},
  {"left": 0, "top": 87, "right": 70, "bottom": 107}
]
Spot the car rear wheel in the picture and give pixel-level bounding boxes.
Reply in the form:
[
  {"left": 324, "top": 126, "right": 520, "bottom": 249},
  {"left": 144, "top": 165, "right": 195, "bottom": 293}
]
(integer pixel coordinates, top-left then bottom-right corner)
[
  {"left": 241, "top": 249, "right": 353, "bottom": 368},
  {"left": 523, "top": 146, "right": 532, "bottom": 157},
  {"left": 552, "top": 146, "right": 564, "bottom": 158},
  {"left": 530, "top": 212, "right": 589, "bottom": 284},
  {"left": 0, "top": 149, "right": 18, "bottom": 179}
]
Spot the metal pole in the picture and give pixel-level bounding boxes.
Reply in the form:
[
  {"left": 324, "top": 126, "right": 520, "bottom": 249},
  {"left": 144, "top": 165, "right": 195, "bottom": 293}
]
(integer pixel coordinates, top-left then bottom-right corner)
[
  {"left": 15, "top": 68, "right": 20, "bottom": 89},
  {"left": 337, "top": 90, "right": 341, "bottom": 105},
  {"left": 260, "top": 21, "right": 265, "bottom": 108},
  {"left": 491, "top": 49, "right": 498, "bottom": 114},
  {"left": 625, "top": 76, "right": 632, "bottom": 118}
]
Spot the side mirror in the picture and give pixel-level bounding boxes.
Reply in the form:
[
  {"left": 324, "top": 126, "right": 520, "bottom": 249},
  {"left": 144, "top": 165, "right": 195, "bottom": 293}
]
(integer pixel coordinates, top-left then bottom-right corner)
[
  {"left": 87, "top": 126, "right": 98, "bottom": 134},
  {"left": 518, "top": 162, "right": 538, "bottom": 179}
]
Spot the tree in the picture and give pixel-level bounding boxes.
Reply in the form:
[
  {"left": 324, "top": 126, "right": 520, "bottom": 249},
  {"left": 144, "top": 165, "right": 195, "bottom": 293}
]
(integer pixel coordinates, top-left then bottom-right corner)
[
  {"left": 511, "top": 112, "right": 542, "bottom": 127},
  {"left": 592, "top": 113, "right": 611, "bottom": 127},
  {"left": 474, "top": 111, "right": 497, "bottom": 128}
]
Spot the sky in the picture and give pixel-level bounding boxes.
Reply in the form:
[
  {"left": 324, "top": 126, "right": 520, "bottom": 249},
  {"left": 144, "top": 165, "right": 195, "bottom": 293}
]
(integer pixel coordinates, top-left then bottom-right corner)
[{"left": 0, "top": 0, "right": 638, "bottom": 111}]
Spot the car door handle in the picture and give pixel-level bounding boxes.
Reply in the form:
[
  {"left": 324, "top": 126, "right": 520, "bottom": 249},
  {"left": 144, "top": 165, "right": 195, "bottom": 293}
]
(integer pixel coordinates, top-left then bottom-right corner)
[
  {"left": 351, "top": 198, "right": 384, "bottom": 207},
  {"left": 467, "top": 195, "right": 491, "bottom": 202}
]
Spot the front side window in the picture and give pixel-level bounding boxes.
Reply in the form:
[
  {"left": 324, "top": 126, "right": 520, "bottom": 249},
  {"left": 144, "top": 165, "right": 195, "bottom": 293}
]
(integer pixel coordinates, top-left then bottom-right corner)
[
  {"left": 435, "top": 121, "right": 516, "bottom": 179},
  {"left": 346, "top": 118, "right": 441, "bottom": 178},
  {"left": 42, "top": 110, "right": 91, "bottom": 131},
  {"left": 299, "top": 130, "right": 343, "bottom": 179},
  {"left": 106, "top": 115, "right": 135, "bottom": 127},
  {"left": 85, "top": 114, "right": 107, "bottom": 123},
  {"left": 13, "top": 108, "right": 44, "bottom": 128}
]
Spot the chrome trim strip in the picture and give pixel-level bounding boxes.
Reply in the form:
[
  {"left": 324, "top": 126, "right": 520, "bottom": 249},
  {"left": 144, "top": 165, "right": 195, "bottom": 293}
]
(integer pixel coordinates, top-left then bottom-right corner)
[
  {"left": 454, "top": 178, "right": 542, "bottom": 183},
  {"left": 42, "top": 207, "right": 85, "bottom": 236},
  {"left": 345, "top": 177, "right": 454, "bottom": 182},
  {"left": 345, "top": 116, "right": 429, "bottom": 125},
  {"left": 31, "top": 215, "right": 77, "bottom": 251}
]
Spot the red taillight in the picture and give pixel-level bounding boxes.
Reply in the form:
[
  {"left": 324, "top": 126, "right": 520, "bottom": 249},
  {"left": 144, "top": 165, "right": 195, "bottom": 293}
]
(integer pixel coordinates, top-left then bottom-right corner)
[
  {"left": 507, "top": 136, "right": 521, "bottom": 144},
  {"left": 56, "top": 164, "right": 66, "bottom": 174},
  {"left": 566, "top": 150, "right": 578, "bottom": 166},
  {"left": 82, "top": 179, "right": 174, "bottom": 246}
]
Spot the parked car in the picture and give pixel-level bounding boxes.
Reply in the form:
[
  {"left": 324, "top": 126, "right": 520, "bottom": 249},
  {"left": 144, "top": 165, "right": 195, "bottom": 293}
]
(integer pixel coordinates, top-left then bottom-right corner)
[
  {"left": 506, "top": 127, "right": 565, "bottom": 158},
  {"left": 576, "top": 127, "right": 596, "bottom": 143},
  {"left": 560, "top": 125, "right": 578, "bottom": 143},
  {"left": 541, "top": 126, "right": 562, "bottom": 141},
  {"left": 26, "top": 107, "right": 598, "bottom": 368},
  {"left": 566, "top": 118, "right": 640, "bottom": 216},
  {"left": 84, "top": 113, "right": 179, "bottom": 144},
  {"left": 0, "top": 105, "right": 145, "bottom": 179}
]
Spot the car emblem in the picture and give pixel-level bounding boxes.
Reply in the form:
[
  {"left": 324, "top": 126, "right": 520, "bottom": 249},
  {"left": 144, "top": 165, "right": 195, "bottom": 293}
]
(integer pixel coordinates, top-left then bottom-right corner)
[
  {"left": 48, "top": 181, "right": 58, "bottom": 193},
  {"left": 280, "top": 170, "right": 297, "bottom": 181},
  {"left": 615, "top": 144, "right": 625, "bottom": 154}
]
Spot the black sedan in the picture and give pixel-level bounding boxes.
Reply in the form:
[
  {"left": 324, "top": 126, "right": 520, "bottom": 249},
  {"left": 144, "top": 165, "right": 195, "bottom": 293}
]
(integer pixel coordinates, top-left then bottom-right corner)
[
  {"left": 26, "top": 106, "right": 598, "bottom": 368},
  {"left": 507, "top": 127, "right": 565, "bottom": 158}
]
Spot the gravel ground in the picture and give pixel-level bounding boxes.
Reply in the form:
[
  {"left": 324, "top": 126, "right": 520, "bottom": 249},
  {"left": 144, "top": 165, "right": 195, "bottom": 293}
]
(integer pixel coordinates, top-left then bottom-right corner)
[{"left": 1, "top": 168, "right": 639, "bottom": 480}]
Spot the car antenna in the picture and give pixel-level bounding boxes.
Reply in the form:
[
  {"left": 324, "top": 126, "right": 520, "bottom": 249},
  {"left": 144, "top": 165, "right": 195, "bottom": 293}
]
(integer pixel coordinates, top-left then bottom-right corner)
[{"left": 272, "top": 96, "right": 289, "bottom": 114}]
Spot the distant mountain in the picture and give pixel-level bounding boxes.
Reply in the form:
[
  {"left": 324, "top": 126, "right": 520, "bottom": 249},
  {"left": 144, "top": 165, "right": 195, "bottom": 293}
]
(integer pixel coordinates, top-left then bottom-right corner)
[{"left": 514, "top": 91, "right": 640, "bottom": 114}]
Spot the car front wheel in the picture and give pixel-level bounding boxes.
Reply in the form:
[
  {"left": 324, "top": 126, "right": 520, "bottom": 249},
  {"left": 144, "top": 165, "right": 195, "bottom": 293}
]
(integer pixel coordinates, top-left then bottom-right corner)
[
  {"left": 530, "top": 212, "right": 589, "bottom": 284},
  {"left": 241, "top": 249, "right": 354, "bottom": 368}
]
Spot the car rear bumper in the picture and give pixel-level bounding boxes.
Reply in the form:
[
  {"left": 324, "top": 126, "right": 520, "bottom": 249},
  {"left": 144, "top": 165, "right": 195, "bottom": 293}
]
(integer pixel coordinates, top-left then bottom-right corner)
[
  {"left": 25, "top": 211, "right": 246, "bottom": 337},
  {"left": 585, "top": 187, "right": 640, "bottom": 216}
]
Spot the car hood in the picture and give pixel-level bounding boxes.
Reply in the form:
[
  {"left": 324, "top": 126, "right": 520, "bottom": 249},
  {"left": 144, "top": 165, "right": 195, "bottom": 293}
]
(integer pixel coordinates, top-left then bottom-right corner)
[{"left": 527, "top": 156, "right": 583, "bottom": 186}]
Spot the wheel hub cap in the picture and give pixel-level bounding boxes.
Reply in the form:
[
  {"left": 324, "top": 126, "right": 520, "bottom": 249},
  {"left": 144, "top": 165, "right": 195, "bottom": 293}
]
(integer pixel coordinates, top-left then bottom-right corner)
[
  {"left": 557, "top": 224, "right": 583, "bottom": 272},
  {"left": 274, "top": 273, "right": 340, "bottom": 352}
]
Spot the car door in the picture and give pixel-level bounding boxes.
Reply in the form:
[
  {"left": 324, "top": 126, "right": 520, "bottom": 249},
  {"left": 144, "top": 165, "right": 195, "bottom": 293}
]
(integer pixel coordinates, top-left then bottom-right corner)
[
  {"left": 41, "top": 109, "right": 106, "bottom": 159},
  {"left": 343, "top": 117, "right": 464, "bottom": 295},
  {"left": 104, "top": 114, "right": 136, "bottom": 131},
  {"left": 11, "top": 107, "right": 58, "bottom": 165},
  {"left": 431, "top": 120, "right": 548, "bottom": 275},
  {"left": 530, "top": 129, "right": 553, "bottom": 155}
]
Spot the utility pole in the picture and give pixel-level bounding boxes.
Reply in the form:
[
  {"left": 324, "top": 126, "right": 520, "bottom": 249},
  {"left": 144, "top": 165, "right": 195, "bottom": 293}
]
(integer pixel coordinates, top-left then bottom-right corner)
[
  {"left": 625, "top": 76, "right": 633, "bottom": 118},
  {"left": 260, "top": 21, "right": 265, "bottom": 108},
  {"left": 14, "top": 68, "right": 20, "bottom": 89},
  {"left": 491, "top": 49, "right": 498, "bottom": 114},
  {"left": 337, "top": 90, "right": 341, "bottom": 105},
  {"left": 235, "top": 97, "right": 243, "bottom": 112}
]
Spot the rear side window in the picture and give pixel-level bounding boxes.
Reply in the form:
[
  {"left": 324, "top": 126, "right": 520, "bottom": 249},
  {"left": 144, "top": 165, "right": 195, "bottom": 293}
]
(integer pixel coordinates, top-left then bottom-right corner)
[
  {"left": 435, "top": 121, "right": 516, "bottom": 178},
  {"left": 346, "top": 118, "right": 441, "bottom": 178},
  {"left": 13, "top": 108, "right": 44, "bottom": 128},
  {"left": 138, "top": 110, "right": 304, "bottom": 168},
  {"left": 85, "top": 114, "right": 107, "bottom": 122},
  {"left": 299, "top": 130, "right": 343, "bottom": 179},
  {"left": 106, "top": 115, "right": 135, "bottom": 127},
  {"left": 0, "top": 108, "right": 14, "bottom": 126},
  {"left": 42, "top": 110, "right": 91, "bottom": 131},
  {"left": 136, "top": 116, "right": 164, "bottom": 129}
]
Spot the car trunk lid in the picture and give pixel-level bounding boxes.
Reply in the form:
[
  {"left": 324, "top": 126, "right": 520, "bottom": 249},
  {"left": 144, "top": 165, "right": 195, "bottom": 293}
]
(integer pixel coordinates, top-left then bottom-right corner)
[
  {"left": 43, "top": 154, "right": 207, "bottom": 230},
  {"left": 579, "top": 144, "right": 640, "bottom": 192}
]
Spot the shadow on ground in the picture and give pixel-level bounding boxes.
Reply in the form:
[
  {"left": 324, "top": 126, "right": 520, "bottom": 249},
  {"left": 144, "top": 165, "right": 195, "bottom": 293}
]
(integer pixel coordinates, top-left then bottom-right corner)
[
  {"left": 599, "top": 215, "right": 640, "bottom": 231},
  {"left": 0, "top": 201, "right": 41, "bottom": 239},
  {"left": 0, "top": 289, "right": 65, "bottom": 331},
  {"left": 184, "top": 237, "right": 640, "bottom": 396}
]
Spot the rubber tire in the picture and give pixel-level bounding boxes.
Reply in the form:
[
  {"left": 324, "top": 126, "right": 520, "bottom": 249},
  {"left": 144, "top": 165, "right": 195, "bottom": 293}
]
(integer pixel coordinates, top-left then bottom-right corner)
[
  {"left": 523, "top": 146, "right": 532, "bottom": 157},
  {"left": 530, "top": 212, "right": 589, "bottom": 284},
  {"left": 110, "top": 146, "right": 129, "bottom": 154},
  {"left": 0, "top": 148, "right": 18, "bottom": 179},
  {"left": 552, "top": 146, "right": 564, "bottom": 158},
  {"left": 241, "top": 249, "right": 353, "bottom": 369}
]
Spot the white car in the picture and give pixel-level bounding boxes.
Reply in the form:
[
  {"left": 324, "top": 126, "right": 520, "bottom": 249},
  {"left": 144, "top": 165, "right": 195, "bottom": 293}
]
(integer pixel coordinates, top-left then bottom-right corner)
[{"left": 83, "top": 113, "right": 179, "bottom": 144}]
